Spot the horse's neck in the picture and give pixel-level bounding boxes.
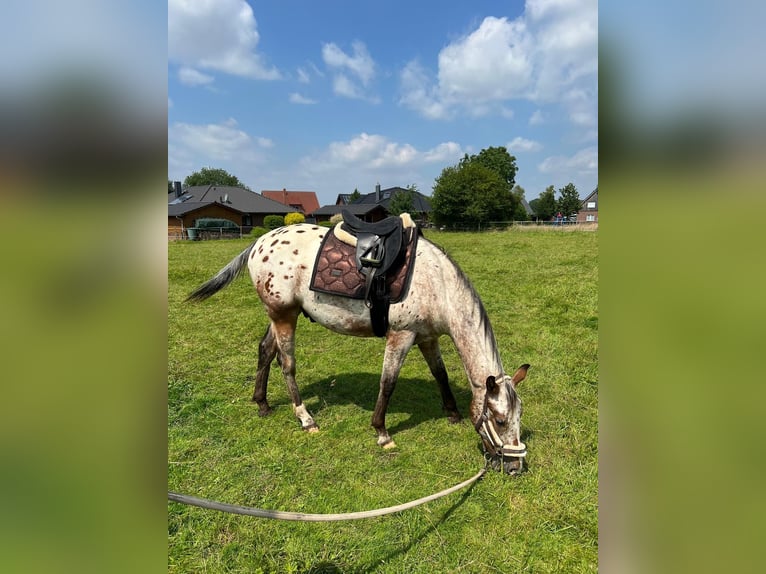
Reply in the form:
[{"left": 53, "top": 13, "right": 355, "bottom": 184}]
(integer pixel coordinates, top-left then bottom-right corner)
[{"left": 444, "top": 268, "right": 504, "bottom": 392}]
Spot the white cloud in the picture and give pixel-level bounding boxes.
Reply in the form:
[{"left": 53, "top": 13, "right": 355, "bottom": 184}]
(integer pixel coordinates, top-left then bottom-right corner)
[
  {"left": 178, "top": 66, "right": 214, "bottom": 86},
  {"left": 538, "top": 146, "right": 597, "bottom": 175},
  {"left": 301, "top": 133, "right": 465, "bottom": 173},
  {"left": 296, "top": 67, "right": 310, "bottom": 84},
  {"left": 507, "top": 136, "right": 543, "bottom": 152},
  {"left": 399, "top": 0, "right": 596, "bottom": 126},
  {"left": 168, "top": 0, "right": 280, "bottom": 80},
  {"left": 168, "top": 118, "right": 271, "bottom": 180},
  {"left": 289, "top": 92, "right": 318, "bottom": 105},
  {"left": 322, "top": 41, "right": 377, "bottom": 100}
]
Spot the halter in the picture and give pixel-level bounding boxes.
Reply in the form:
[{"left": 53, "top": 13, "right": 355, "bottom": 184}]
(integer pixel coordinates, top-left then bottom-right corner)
[{"left": 474, "top": 383, "right": 527, "bottom": 464}]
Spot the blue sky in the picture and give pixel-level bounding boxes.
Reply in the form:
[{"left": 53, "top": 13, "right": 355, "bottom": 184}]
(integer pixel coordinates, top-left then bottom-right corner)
[{"left": 168, "top": 0, "right": 597, "bottom": 207}]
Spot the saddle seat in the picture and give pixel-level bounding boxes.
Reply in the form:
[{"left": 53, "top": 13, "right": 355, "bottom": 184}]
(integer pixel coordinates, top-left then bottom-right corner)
[{"left": 340, "top": 210, "right": 405, "bottom": 277}]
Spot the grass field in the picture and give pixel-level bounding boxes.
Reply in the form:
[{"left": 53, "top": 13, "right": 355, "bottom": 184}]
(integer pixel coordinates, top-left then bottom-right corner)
[{"left": 168, "top": 227, "right": 598, "bottom": 573}]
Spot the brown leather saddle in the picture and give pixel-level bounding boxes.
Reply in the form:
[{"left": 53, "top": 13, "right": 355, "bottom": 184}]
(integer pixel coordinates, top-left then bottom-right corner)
[{"left": 310, "top": 210, "right": 419, "bottom": 336}]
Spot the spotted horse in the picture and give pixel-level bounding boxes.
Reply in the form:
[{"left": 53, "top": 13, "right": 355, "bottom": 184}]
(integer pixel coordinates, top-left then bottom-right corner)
[{"left": 186, "top": 215, "right": 531, "bottom": 473}]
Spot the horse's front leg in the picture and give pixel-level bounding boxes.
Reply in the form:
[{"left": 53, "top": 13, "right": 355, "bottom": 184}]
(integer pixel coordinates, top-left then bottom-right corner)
[
  {"left": 371, "top": 330, "right": 416, "bottom": 449},
  {"left": 271, "top": 314, "right": 318, "bottom": 432},
  {"left": 418, "top": 338, "right": 462, "bottom": 423}
]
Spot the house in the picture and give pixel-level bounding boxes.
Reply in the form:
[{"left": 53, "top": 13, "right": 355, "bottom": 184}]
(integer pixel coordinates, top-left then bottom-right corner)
[
  {"left": 313, "top": 184, "right": 433, "bottom": 224},
  {"left": 261, "top": 189, "right": 320, "bottom": 216},
  {"left": 576, "top": 187, "right": 598, "bottom": 223},
  {"left": 168, "top": 182, "right": 297, "bottom": 239}
]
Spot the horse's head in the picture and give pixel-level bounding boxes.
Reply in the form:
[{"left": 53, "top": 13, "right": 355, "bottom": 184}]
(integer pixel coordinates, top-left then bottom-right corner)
[{"left": 476, "top": 364, "right": 529, "bottom": 475}]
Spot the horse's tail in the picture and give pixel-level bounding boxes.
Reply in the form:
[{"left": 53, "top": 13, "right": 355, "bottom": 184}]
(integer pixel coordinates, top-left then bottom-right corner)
[{"left": 186, "top": 242, "right": 256, "bottom": 302}]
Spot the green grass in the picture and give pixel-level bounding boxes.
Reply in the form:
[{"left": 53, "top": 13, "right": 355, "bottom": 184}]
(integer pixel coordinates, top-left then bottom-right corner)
[{"left": 168, "top": 228, "right": 598, "bottom": 573}]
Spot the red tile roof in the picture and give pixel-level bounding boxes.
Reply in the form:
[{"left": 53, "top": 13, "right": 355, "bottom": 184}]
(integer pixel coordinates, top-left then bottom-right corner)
[{"left": 261, "top": 189, "right": 320, "bottom": 215}]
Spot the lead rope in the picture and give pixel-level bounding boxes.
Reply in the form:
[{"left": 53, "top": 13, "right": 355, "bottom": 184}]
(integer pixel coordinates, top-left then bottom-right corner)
[{"left": 168, "top": 467, "right": 487, "bottom": 522}]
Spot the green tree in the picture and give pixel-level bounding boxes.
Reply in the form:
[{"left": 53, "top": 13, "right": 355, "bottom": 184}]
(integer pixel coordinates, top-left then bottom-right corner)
[
  {"left": 535, "top": 185, "right": 557, "bottom": 221},
  {"left": 460, "top": 146, "right": 518, "bottom": 189},
  {"left": 556, "top": 183, "right": 581, "bottom": 219},
  {"left": 389, "top": 186, "right": 415, "bottom": 215},
  {"left": 349, "top": 188, "right": 362, "bottom": 203},
  {"left": 183, "top": 167, "right": 249, "bottom": 190},
  {"left": 432, "top": 163, "right": 514, "bottom": 227}
]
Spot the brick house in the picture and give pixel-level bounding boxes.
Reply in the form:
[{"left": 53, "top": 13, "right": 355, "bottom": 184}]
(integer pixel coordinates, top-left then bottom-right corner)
[
  {"left": 168, "top": 182, "right": 297, "bottom": 239},
  {"left": 576, "top": 187, "right": 598, "bottom": 223}
]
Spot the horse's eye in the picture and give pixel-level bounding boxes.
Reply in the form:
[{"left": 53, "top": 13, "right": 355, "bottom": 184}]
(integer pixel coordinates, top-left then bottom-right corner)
[{"left": 495, "top": 418, "right": 506, "bottom": 426}]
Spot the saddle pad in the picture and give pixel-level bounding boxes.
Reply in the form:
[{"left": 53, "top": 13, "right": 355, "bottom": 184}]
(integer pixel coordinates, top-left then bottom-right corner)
[{"left": 309, "top": 227, "right": 418, "bottom": 302}]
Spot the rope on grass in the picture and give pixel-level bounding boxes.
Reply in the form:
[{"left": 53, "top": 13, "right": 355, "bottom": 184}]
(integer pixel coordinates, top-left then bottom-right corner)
[{"left": 168, "top": 467, "right": 486, "bottom": 522}]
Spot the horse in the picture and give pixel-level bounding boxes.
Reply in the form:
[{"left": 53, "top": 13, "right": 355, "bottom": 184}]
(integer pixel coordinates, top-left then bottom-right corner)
[{"left": 186, "top": 222, "right": 530, "bottom": 474}]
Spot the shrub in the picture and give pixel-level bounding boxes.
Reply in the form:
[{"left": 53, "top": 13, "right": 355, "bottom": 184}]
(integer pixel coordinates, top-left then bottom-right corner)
[
  {"left": 329, "top": 213, "right": 343, "bottom": 225},
  {"left": 318, "top": 220, "right": 335, "bottom": 228},
  {"left": 284, "top": 212, "right": 306, "bottom": 225},
  {"left": 263, "top": 215, "right": 285, "bottom": 229},
  {"left": 249, "top": 226, "right": 269, "bottom": 239}
]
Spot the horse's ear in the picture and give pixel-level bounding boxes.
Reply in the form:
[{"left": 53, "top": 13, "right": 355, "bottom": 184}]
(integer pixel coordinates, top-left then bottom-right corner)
[
  {"left": 511, "top": 364, "right": 530, "bottom": 388},
  {"left": 486, "top": 375, "right": 499, "bottom": 394}
]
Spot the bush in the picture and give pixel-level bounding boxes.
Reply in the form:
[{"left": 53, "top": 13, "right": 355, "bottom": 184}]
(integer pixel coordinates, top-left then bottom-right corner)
[
  {"left": 284, "top": 212, "right": 306, "bottom": 225},
  {"left": 249, "top": 226, "right": 269, "bottom": 239},
  {"left": 263, "top": 215, "right": 285, "bottom": 229},
  {"left": 318, "top": 220, "right": 335, "bottom": 228},
  {"left": 329, "top": 213, "right": 343, "bottom": 225}
]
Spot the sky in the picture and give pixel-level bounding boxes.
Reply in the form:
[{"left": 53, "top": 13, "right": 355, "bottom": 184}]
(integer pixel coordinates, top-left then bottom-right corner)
[{"left": 168, "top": 0, "right": 598, "bottom": 207}]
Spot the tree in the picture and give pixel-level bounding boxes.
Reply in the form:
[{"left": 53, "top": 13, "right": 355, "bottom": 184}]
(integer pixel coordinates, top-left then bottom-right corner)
[
  {"left": 349, "top": 188, "right": 362, "bottom": 203},
  {"left": 535, "top": 185, "right": 557, "bottom": 221},
  {"left": 556, "top": 183, "right": 581, "bottom": 219},
  {"left": 432, "top": 163, "right": 515, "bottom": 227},
  {"left": 389, "top": 185, "right": 415, "bottom": 215},
  {"left": 460, "top": 146, "right": 518, "bottom": 189},
  {"left": 183, "top": 167, "right": 249, "bottom": 190}
]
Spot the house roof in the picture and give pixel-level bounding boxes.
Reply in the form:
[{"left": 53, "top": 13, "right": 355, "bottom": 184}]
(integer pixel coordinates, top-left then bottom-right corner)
[
  {"left": 261, "top": 190, "right": 320, "bottom": 214},
  {"left": 580, "top": 187, "right": 598, "bottom": 208},
  {"left": 312, "top": 203, "right": 386, "bottom": 217},
  {"left": 169, "top": 185, "right": 297, "bottom": 215},
  {"left": 521, "top": 197, "right": 535, "bottom": 216},
  {"left": 168, "top": 201, "right": 244, "bottom": 217},
  {"left": 353, "top": 187, "right": 432, "bottom": 212}
]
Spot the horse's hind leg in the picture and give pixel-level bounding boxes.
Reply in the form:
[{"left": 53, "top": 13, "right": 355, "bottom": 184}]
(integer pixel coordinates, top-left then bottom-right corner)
[
  {"left": 252, "top": 324, "right": 277, "bottom": 416},
  {"left": 418, "top": 338, "right": 462, "bottom": 423},
  {"left": 372, "top": 330, "right": 417, "bottom": 448},
  {"left": 271, "top": 313, "right": 318, "bottom": 432}
]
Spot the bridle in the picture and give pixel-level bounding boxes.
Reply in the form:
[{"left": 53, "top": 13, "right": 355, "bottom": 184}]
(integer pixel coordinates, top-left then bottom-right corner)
[{"left": 474, "top": 380, "right": 527, "bottom": 467}]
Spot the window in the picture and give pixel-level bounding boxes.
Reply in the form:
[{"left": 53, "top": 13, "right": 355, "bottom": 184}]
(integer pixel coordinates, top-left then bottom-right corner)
[
  {"left": 586, "top": 214, "right": 595, "bottom": 222},
  {"left": 242, "top": 215, "right": 252, "bottom": 226},
  {"left": 587, "top": 201, "right": 596, "bottom": 209}
]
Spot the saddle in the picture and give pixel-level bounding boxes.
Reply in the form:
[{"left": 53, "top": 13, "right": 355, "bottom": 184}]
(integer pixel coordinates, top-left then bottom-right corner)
[{"left": 310, "top": 211, "right": 419, "bottom": 337}]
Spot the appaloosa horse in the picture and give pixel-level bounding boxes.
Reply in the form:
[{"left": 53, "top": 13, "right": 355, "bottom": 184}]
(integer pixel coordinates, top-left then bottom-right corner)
[{"left": 187, "top": 221, "right": 529, "bottom": 473}]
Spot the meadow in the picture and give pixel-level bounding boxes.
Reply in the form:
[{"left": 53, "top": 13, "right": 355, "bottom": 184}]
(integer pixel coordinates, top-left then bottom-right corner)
[{"left": 168, "top": 227, "right": 598, "bottom": 573}]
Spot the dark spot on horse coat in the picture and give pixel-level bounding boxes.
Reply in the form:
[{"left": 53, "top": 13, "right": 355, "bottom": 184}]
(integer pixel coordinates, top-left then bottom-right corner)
[
  {"left": 271, "top": 239, "right": 279, "bottom": 246},
  {"left": 281, "top": 240, "right": 290, "bottom": 244},
  {"left": 293, "top": 250, "right": 299, "bottom": 255},
  {"left": 263, "top": 255, "right": 269, "bottom": 262},
  {"left": 284, "top": 275, "right": 289, "bottom": 280},
  {"left": 296, "top": 230, "right": 306, "bottom": 233}
]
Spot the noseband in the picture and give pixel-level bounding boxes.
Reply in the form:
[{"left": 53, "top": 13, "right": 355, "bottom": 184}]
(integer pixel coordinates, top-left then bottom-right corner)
[{"left": 474, "top": 383, "right": 527, "bottom": 463}]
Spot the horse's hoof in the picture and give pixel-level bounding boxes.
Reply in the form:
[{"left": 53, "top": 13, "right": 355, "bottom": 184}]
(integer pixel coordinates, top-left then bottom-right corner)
[
  {"left": 447, "top": 414, "right": 462, "bottom": 424},
  {"left": 382, "top": 441, "right": 397, "bottom": 450},
  {"left": 256, "top": 407, "right": 273, "bottom": 417},
  {"left": 303, "top": 424, "right": 319, "bottom": 433}
]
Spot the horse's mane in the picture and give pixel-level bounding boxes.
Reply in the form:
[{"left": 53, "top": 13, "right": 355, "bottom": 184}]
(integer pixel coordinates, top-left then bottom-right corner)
[{"left": 422, "top": 238, "right": 502, "bottom": 370}]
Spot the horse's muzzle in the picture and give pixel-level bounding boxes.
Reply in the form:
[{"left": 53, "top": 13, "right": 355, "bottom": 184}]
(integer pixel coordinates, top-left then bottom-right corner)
[{"left": 485, "top": 442, "right": 527, "bottom": 475}]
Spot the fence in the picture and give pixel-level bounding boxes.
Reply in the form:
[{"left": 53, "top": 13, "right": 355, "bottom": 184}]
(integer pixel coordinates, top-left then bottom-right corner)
[{"left": 433, "top": 220, "right": 595, "bottom": 232}]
